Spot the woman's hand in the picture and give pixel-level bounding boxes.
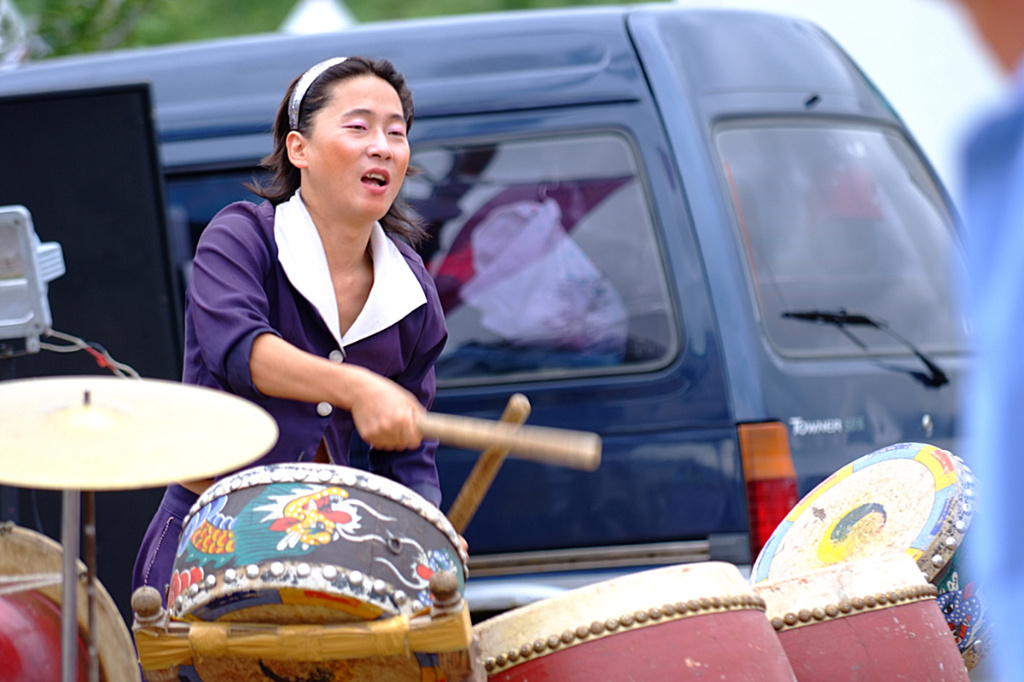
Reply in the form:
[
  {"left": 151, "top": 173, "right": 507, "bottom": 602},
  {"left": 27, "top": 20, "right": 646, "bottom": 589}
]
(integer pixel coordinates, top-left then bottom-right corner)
[{"left": 347, "top": 367, "right": 425, "bottom": 450}]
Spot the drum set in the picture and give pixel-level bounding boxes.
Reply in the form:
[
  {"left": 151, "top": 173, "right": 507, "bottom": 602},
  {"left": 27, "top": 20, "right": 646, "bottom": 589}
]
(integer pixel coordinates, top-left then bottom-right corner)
[{"left": 0, "top": 375, "right": 988, "bottom": 681}]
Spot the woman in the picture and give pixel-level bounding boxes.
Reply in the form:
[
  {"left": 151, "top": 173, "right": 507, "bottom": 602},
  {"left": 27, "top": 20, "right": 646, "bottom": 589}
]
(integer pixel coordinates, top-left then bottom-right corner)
[{"left": 132, "top": 56, "right": 447, "bottom": 604}]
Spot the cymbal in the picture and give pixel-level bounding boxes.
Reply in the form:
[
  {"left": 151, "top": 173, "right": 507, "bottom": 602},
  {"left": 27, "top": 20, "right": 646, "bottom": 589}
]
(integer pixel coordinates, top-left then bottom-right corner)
[{"left": 0, "top": 376, "right": 278, "bottom": 491}]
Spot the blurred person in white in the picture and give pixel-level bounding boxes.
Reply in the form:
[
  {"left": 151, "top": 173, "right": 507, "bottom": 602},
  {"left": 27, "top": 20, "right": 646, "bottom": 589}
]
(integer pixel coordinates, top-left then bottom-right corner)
[{"left": 954, "top": 0, "right": 1024, "bottom": 679}]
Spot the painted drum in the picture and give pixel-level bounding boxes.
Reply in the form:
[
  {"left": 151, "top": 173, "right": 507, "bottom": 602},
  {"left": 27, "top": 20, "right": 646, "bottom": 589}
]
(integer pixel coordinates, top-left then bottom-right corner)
[
  {"left": 753, "top": 552, "right": 969, "bottom": 681},
  {"left": 168, "top": 462, "right": 468, "bottom": 682},
  {"left": 750, "top": 442, "right": 986, "bottom": 668},
  {"left": 0, "top": 524, "right": 140, "bottom": 682},
  {"left": 475, "top": 562, "right": 797, "bottom": 681}
]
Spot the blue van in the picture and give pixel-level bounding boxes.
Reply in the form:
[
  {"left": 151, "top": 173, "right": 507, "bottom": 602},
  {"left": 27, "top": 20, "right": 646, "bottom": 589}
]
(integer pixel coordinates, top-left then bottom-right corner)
[{"left": 0, "top": 5, "right": 967, "bottom": 620}]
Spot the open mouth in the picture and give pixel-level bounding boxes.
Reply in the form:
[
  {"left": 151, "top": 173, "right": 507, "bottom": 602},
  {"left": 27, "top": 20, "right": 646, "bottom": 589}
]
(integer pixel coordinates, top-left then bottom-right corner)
[{"left": 362, "top": 171, "right": 388, "bottom": 187}]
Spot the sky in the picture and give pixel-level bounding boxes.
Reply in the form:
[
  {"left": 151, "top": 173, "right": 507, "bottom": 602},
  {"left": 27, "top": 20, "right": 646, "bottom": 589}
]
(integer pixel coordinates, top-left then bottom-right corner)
[{"left": 673, "top": 0, "right": 1007, "bottom": 202}]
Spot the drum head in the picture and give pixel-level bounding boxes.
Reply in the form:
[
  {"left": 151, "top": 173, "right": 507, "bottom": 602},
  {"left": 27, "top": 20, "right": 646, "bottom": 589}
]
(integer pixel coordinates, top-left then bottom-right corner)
[
  {"left": 751, "top": 443, "right": 974, "bottom": 583},
  {"left": 0, "top": 524, "right": 139, "bottom": 682},
  {"left": 171, "top": 463, "right": 466, "bottom": 624}
]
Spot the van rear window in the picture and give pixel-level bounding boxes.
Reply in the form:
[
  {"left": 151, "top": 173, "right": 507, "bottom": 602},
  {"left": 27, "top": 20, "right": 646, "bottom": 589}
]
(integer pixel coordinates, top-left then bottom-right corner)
[
  {"left": 715, "top": 121, "right": 967, "bottom": 358},
  {"left": 404, "top": 133, "right": 676, "bottom": 383}
]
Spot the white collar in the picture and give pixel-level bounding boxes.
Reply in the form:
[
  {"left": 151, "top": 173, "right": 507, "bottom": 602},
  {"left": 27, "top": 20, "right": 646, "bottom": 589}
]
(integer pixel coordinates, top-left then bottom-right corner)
[{"left": 274, "top": 191, "right": 426, "bottom": 348}]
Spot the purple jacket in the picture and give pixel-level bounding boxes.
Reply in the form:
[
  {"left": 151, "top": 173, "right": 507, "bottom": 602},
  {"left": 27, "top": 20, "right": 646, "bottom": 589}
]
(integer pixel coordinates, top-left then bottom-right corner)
[{"left": 183, "top": 199, "right": 447, "bottom": 505}]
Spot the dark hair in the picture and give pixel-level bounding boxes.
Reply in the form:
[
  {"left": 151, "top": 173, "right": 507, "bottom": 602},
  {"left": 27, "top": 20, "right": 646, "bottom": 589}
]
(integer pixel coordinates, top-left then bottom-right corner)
[{"left": 247, "top": 56, "right": 426, "bottom": 244}]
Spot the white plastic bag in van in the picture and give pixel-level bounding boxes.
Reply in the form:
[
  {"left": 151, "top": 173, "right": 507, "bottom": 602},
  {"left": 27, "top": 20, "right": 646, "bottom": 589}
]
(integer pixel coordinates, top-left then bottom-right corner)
[{"left": 461, "top": 198, "right": 627, "bottom": 355}]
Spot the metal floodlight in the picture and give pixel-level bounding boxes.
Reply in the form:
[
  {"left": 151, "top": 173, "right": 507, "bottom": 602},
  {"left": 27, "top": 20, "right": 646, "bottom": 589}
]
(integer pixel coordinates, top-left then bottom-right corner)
[{"left": 0, "top": 205, "right": 65, "bottom": 356}]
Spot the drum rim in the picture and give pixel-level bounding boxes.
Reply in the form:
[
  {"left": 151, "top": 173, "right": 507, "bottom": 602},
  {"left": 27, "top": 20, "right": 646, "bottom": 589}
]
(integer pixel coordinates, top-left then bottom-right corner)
[
  {"left": 188, "top": 462, "right": 464, "bottom": 558},
  {"left": 169, "top": 558, "right": 425, "bottom": 622},
  {"left": 474, "top": 562, "right": 766, "bottom": 675},
  {"left": 761, "top": 581, "right": 940, "bottom": 633},
  {"left": 0, "top": 523, "right": 141, "bottom": 682},
  {"left": 753, "top": 552, "right": 938, "bottom": 625},
  {"left": 751, "top": 442, "right": 975, "bottom": 583}
]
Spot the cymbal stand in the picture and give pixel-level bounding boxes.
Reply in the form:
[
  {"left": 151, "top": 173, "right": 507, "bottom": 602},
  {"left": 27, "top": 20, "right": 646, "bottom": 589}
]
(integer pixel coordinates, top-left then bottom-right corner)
[
  {"left": 61, "top": 489, "right": 79, "bottom": 682},
  {"left": 61, "top": 488, "right": 100, "bottom": 682}
]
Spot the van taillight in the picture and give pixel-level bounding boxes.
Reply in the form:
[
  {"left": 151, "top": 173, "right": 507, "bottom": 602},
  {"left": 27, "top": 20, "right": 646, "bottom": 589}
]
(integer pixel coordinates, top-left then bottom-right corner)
[{"left": 738, "top": 421, "right": 798, "bottom": 560}]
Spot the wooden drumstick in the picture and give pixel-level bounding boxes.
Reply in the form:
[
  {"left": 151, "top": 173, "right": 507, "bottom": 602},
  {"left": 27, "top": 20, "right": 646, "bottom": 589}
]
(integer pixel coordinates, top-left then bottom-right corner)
[
  {"left": 416, "top": 411, "right": 601, "bottom": 473},
  {"left": 446, "top": 394, "right": 531, "bottom": 533}
]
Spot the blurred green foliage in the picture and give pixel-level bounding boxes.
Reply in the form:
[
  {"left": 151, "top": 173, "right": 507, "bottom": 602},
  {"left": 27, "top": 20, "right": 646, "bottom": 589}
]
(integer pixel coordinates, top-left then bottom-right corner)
[
  {"left": 17, "top": 0, "right": 656, "bottom": 57},
  {"left": 17, "top": 0, "right": 157, "bottom": 55}
]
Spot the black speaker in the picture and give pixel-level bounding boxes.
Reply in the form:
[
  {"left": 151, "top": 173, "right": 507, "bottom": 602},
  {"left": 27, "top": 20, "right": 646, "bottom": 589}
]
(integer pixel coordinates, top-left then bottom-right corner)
[
  {"left": 0, "top": 82, "right": 182, "bottom": 625},
  {"left": 0, "top": 82, "right": 181, "bottom": 378}
]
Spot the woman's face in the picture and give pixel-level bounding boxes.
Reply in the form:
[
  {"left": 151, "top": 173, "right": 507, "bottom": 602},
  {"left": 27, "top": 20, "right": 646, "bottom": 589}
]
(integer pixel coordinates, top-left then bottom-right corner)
[{"left": 288, "top": 74, "right": 410, "bottom": 226}]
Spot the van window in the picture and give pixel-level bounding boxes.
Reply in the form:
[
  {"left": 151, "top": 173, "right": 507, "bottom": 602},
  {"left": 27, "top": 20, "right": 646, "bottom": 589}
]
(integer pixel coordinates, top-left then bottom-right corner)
[
  {"left": 162, "top": 170, "right": 266, "bottom": 299},
  {"left": 402, "top": 133, "right": 675, "bottom": 383},
  {"left": 164, "top": 133, "right": 676, "bottom": 384},
  {"left": 715, "top": 121, "right": 967, "bottom": 358},
  {"left": 165, "top": 171, "right": 264, "bottom": 252}
]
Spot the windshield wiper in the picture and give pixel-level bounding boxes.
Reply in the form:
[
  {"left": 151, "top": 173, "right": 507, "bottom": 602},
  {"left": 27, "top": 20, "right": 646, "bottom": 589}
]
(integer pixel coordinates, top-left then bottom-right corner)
[{"left": 781, "top": 309, "right": 949, "bottom": 388}]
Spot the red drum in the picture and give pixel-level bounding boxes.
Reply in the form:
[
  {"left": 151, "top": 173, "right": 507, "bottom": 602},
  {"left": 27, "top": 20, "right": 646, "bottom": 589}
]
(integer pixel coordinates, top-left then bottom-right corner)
[
  {"left": 168, "top": 462, "right": 468, "bottom": 681},
  {"left": 751, "top": 442, "right": 986, "bottom": 668},
  {"left": 0, "top": 524, "right": 139, "bottom": 682},
  {"left": 475, "top": 562, "right": 797, "bottom": 681},
  {"left": 0, "top": 590, "right": 86, "bottom": 682},
  {"left": 753, "top": 552, "right": 968, "bottom": 681}
]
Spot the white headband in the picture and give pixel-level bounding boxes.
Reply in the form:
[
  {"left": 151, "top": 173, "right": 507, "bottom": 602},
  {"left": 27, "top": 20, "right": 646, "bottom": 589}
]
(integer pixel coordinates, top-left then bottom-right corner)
[{"left": 288, "top": 57, "right": 348, "bottom": 131}]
